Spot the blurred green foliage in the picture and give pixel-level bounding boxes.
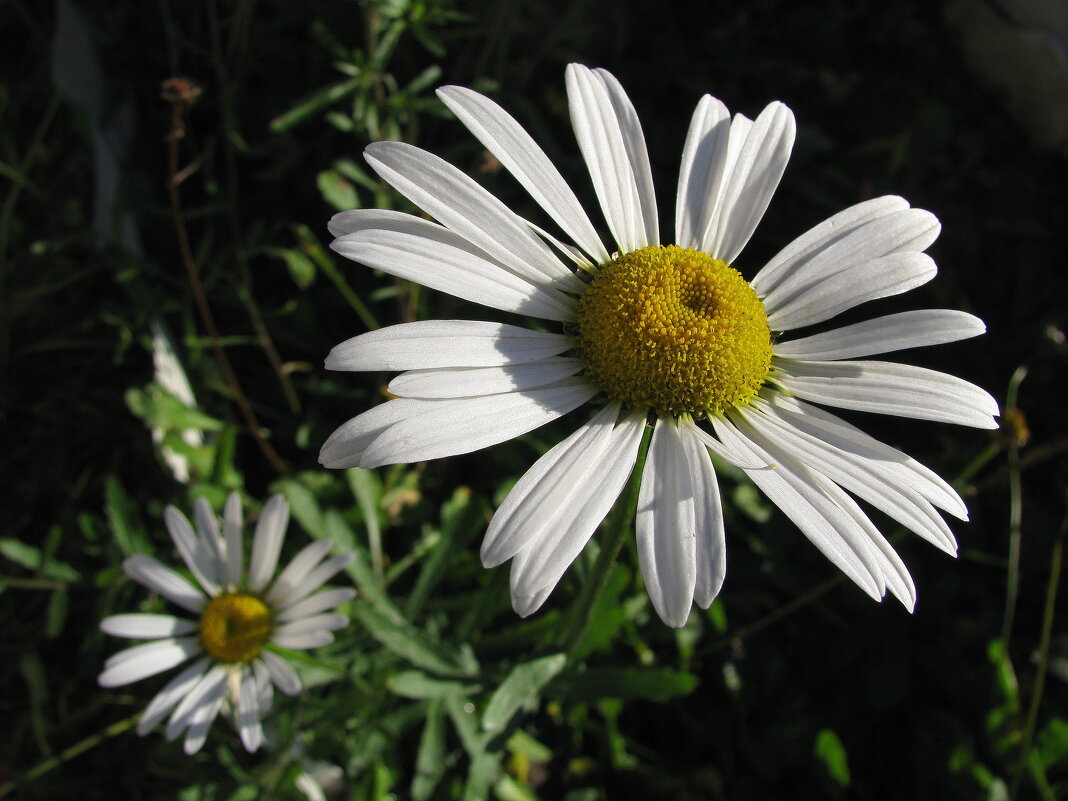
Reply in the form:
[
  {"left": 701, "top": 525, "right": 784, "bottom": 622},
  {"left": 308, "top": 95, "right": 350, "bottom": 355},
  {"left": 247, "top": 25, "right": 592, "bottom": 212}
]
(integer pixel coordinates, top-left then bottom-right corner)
[{"left": 1, "top": 0, "right": 1067, "bottom": 799}]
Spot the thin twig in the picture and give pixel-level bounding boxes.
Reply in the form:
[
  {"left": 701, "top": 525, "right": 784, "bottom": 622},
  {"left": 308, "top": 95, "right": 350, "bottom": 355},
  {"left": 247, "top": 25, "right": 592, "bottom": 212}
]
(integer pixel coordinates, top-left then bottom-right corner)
[{"left": 162, "top": 77, "right": 287, "bottom": 475}]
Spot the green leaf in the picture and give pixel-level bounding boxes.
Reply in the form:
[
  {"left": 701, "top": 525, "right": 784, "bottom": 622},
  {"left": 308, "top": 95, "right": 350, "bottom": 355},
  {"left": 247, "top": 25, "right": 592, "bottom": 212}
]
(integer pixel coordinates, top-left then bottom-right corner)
[
  {"left": 269, "top": 77, "right": 360, "bottom": 132},
  {"left": 125, "top": 386, "right": 224, "bottom": 432},
  {"left": 317, "top": 169, "right": 360, "bottom": 212},
  {"left": 814, "top": 728, "right": 852, "bottom": 787},
  {"left": 547, "top": 667, "right": 697, "bottom": 703},
  {"left": 276, "top": 476, "right": 325, "bottom": 537},
  {"left": 389, "top": 670, "right": 482, "bottom": 699},
  {"left": 482, "top": 653, "right": 567, "bottom": 732},
  {"left": 356, "top": 605, "right": 473, "bottom": 677},
  {"left": 0, "top": 538, "right": 79, "bottom": 581},
  {"left": 1035, "top": 717, "right": 1068, "bottom": 769},
  {"left": 411, "top": 699, "right": 447, "bottom": 801},
  {"left": 269, "top": 246, "right": 317, "bottom": 289}
]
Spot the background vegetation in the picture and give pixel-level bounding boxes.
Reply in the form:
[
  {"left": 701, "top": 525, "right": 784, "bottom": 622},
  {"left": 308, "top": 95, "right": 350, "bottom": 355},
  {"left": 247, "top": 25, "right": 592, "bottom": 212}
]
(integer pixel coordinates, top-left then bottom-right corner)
[{"left": 2, "top": 0, "right": 1066, "bottom": 798}]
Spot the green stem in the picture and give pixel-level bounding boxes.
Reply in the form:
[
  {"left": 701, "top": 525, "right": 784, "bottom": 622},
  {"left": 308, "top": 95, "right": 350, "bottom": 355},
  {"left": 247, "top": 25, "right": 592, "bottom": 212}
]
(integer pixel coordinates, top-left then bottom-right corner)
[
  {"left": 561, "top": 420, "right": 652, "bottom": 659},
  {"left": 0, "top": 713, "right": 140, "bottom": 797}
]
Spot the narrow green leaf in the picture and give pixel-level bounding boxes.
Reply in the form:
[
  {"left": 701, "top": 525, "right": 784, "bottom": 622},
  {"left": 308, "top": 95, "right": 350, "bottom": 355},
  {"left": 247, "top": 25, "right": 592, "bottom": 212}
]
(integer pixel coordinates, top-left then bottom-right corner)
[
  {"left": 269, "top": 77, "right": 360, "bottom": 132},
  {"left": 356, "top": 605, "right": 472, "bottom": 677},
  {"left": 389, "top": 670, "right": 482, "bottom": 699},
  {"left": 317, "top": 170, "right": 360, "bottom": 212},
  {"left": 411, "top": 699, "right": 447, "bottom": 801},
  {"left": 483, "top": 653, "right": 566, "bottom": 732},
  {"left": 547, "top": 667, "right": 697, "bottom": 703},
  {"left": 0, "top": 538, "right": 79, "bottom": 581},
  {"left": 814, "top": 728, "right": 852, "bottom": 787}
]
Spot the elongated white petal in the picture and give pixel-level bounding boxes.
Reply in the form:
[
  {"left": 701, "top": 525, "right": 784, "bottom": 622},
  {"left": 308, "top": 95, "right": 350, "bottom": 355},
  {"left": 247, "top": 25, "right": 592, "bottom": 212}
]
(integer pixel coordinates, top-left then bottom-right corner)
[
  {"left": 222, "top": 492, "right": 243, "bottom": 587},
  {"left": 506, "top": 407, "right": 645, "bottom": 602},
  {"left": 763, "top": 391, "right": 969, "bottom": 520},
  {"left": 193, "top": 497, "right": 227, "bottom": 581},
  {"left": 137, "top": 658, "right": 211, "bottom": 734},
  {"left": 237, "top": 666, "right": 264, "bottom": 752},
  {"left": 166, "top": 664, "right": 228, "bottom": 743},
  {"left": 636, "top": 417, "right": 697, "bottom": 627},
  {"left": 274, "top": 613, "right": 349, "bottom": 640},
  {"left": 358, "top": 379, "right": 599, "bottom": 468},
  {"left": 99, "top": 637, "right": 201, "bottom": 687},
  {"left": 326, "top": 320, "right": 573, "bottom": 372},
  {"left": 388, "top": 358, "right": 582, "bottom": 399},
  {"left": 676, "top": 94, "right": 731, "bottom": 250},
  {"left": 498, "top": 409, "right": 645, "bottom": 600},
  {"left": 751, "top": 196, "right": 912, "bottom": 294},
  {"left": 332, "top": 226, "right": 576, "bottom": 322},
  {"left": 765, "top": 252, "right": 937, "bottom": 331},
  {"left": 566, "top": 64, "right": 657, "bottom": 252},
  {"left": 511, "top": 582, "right": 557, "bottom": 619},
  {"left": 265, "top": 538, "right": 335, "bottom": 604},
  {"left": 248, "top": 494, "right": 289, "bottom": 593},
  {"left": 689, "top": 424, "right": 774, "bottom": 469},
  {"left": 364, "top": 142, "right": 582, "bottom": 291},
  {"left": 773, "top": 358, "right": 999, "bottom": 428},
  {"left": 123, "top": 554, "right": 206, "bottom": 613},
  {"left": 163, "top": 506, "right": 220, "bottom": 596},
  {"left": 744, "top": 400, "right": 957, "bottom": 554},
  {"left": 260, "top": 650, "right": 302, "bottom": 695},
  {"left": 679, "top": 421, "right": 727, "bottom": 608},
  {"left": 272, "top": 629, "right": 334, "bottom": 650},
  {"left": 759, "top": 206, "right": 940, "bottom": 302},
  {"left": 275, "top": 588, "right": 357, "bottom": 624},
  {"left": 711, "top": 416, "right": 885, "bottom": 601},
  {"left": 705, "top": 101, "right": 795, "bottom": 264},
  {"left": 320, "top": 398, "right": 428, "bottom": 469},
  {"left": 100, "top": 614, "right": 198, "bottom": 639},
  {"left": 275, "top": 553, "right": 355, "bottom": 609},
  {"left": 181, "top": 691, "right": 226, "bottom": 755},
  {"left": 774, "top": 310, "right": 986, "bottom": 360},
  {"left": 436, "top": 84, "right": 609, "bottom": 264}
]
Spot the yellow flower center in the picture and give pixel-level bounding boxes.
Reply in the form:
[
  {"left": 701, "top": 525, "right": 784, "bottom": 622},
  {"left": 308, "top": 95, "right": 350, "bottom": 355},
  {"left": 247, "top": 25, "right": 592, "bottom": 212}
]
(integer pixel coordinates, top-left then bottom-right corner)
[
  {"left": 575, "top": 245, "right": 772, "bottom": 417},
  {"left": 199, "top": 592, "right": 272, "bottom": 663}
]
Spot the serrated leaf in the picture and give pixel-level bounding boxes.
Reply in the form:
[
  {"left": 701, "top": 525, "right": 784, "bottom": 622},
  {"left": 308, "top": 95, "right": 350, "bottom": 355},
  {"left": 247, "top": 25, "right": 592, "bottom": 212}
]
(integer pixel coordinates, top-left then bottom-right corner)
[{"left": 482, "top": 653, "right": 566, "bottom": 732}]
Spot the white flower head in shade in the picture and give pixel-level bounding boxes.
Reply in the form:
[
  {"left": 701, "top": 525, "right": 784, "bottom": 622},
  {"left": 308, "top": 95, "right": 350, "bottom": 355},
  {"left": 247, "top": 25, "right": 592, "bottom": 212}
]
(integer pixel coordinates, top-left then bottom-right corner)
[
  {"left": 98, "top": 493, "right": 356, "bottom": 754},
  {"left": 321, "top": 64, "right": 999, "bottom": 627}
]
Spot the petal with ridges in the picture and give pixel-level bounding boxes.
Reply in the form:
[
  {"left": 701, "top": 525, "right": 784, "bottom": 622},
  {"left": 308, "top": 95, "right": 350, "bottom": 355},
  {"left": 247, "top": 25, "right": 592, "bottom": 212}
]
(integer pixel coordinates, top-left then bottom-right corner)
[
  {"left": 436, "top": 85, "right": 609, "bottom": 264},
  {"left": 265, "top": 539, "right": 335, "bottom": 604},
  {"left": 275, "top": 553, "right": 355, "bottom": 609},
  {"left": 166, "top": 664, "right": 228, "bottom": 745},
  {"left": 358, "top": 379, "right": 599, "bottom": 468},
  {"left": 99, "top": 637, "right": 201, "bottom": 687},
  {"left": 100, "top": 614, "right": 198, "bottom": 639},
  {"left": 248, "top": 494, "right": 289, "bottom": 593},
  {"left": 388, "top": 358, "right": 583, "bottom": 399},
  {"left": 260, "top": 650, "right": 302, "bottom": 695},
  {"left": 275, "top": 588, "right": 357, "bottom": 624},
  {"left": 320, "top": 399, "right": 428, "bottom": 470},
  {"left": 676, "top": 94, "right": 731, "bottom": 250},
  {"left": 123, "top": 554, "right": 206, "bottom": 613},
  {"left": 678, "top": 421, "right": 727, "bottom": 608},
  {"left": 326, "top": 320, "right": 573, "bottom": 372},
  {"left": 137, "top": 658, "right": 210, "bottom": 734},
  {"left": 237, "top": 666, "right": 264, "bottom": 752},
  {"left": 773, "top": 310, "right": 986, "bottom": 361},
  {"left": 163, "top": 506, "right": 220, "bottom": 596},
  {"left": 222, "top": 492, "right": 243, "bottom": 587}
]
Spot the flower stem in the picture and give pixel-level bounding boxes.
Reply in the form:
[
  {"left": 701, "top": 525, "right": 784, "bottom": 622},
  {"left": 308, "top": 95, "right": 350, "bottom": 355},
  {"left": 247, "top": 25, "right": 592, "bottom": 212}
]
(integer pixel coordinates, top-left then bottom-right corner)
[{"left": 561, "top": 421, "right": 652, "bottom": 659}]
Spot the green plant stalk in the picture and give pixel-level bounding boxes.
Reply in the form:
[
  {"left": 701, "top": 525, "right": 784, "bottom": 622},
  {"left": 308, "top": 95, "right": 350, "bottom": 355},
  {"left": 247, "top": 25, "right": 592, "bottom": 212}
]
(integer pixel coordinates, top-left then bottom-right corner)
[
  {"left": 0, "top": 713, "right": 139, "bottom": 798},
  {"left": 561, "top": 421, "right": 652, "bottom": 658},
  {"left": 1010, "top": 512, "right": 1064, "bottom": 801}
]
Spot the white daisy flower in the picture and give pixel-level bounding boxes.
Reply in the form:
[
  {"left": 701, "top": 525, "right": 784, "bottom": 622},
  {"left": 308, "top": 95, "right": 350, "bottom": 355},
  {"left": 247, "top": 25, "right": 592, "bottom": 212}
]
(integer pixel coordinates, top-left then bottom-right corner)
[
  {"left": 98, "top": 493, "right": 356, "bottom": 754},
  {"left": 320, "top": 64, "right": 998, "bottom": 627}
]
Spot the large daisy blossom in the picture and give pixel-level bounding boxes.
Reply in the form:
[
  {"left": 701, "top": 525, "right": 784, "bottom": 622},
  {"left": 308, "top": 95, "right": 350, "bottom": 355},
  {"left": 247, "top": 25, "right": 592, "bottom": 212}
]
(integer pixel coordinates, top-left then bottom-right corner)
[
  {"left": 320, "top": 64, "right": 998, "bottom": 627},
  {"left": 98, "top": 493, "right": 356, "bottom": 753}
]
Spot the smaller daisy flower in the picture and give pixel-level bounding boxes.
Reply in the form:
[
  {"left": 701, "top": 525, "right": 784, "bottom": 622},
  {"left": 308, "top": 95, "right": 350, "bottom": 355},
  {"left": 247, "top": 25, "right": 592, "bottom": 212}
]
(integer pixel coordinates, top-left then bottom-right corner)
[{"left": 98, "top": 493, "right": 356, "bottom": 755}]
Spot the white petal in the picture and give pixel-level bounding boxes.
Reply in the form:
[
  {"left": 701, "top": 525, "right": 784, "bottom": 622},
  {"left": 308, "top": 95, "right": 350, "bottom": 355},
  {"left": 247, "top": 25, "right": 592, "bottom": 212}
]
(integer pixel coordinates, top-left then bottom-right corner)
[
  {"left": 260, "top": 650, "right": 302, "bottom": 695},
  {"left": 566, "top": 64, "right": 657, "bottom": 253},
  {"left": 237, "top": 666, "right": 265, "bottom": 752},
  {"left": 137, "top": 658, "right": 211, "bottom": 734},
  {"left": 166, "top": 664, "right": 228, "bottom": 745},
  {"left": 265, "top": 538, "right": 335, "bottom": 604},
  {"left": 274, "top": 588, "right": 357, "bottom": 624},
  {"left": 182, "top": 691, "right": 226, "bottom": 755},
  {"left": 99, "top": 637, "right": 201, "bottom": 687},
  {"left": 193, "top": 498, "right": 227, "bottom": 580},
  {"left": 636, "top": 417, "right": 698, "bottom": 628},
  {"left": 363, "top": 143, "right": 583, "bottom": 291},
  {"left": 275, "top": 553, "right": 355, "bottom": 608},
  {"left": 773, "top": 358, "right": 999, "bottom": 428},
  {"left": 248, "top": 494, "right": 290, "bottom": 593},
  {"left": 320, "top": 398, "right": 427, "bottom": 469},
  {"left": 763, "top": 392, "right": 969, "bottom": 520},
  {"left": 705, "top": 101, "right": 795, "bottom": 264},
  {"left": 122, "top": 555, "right": 206, "bottom": 613},
  {"left": 679, "top": 422, "right": 727, "bottom": 608},
  {"left": 326, "top": 320, "right": 573, "bottom": 372},
  {"left": 759, "top": 206, "right": 940, "bottom": 302},
  {"left": 751, "top": 196, "right": 912, "bottom": 294},
  {"left": 331, "top": 223, "right": 576, "bottom": 322},
  {"left": 272, "top": 629, "right": 334, "bottom": 650},
  {"left": 675, "top": 94, "right": 731, "bottom": 250},
  {"left": 163, "top": 506, "right": 220, "bottom": 596},
  {"left": 388, "top": 358, "right": 583, "bottom": 399},
  {"left": 744, "top": 400, "right": 957, "bottom": 554},
  {"left": 436, "top": 84, "right": 609, "bottom": 264},
  {"left": 765, "top": 252, "right": 937, "bottom": 331},
  {"left": 358, "top": 379, "right": 599, "bottom": 468},
  {"left": 223, "top": 492, "right": 243, "bottom": 587},
  {"left": 688, "top": 424, "right": 774, "bottom": 469},
  {"left": 711, "top": 416, "right": 884, "bottom": 601},
  {"left": 511, "top": 582, "right": 557, "bottom": 618},
  {"left": 773, "top": 310, "right": 987, "bottom": 360},
  {"left": 273, "top": 614, "right": 348, "bottom": 642},
  {"left": 498, "top": 409, "right": 646, "bottom": 600},
  {"left": 100, "top": 614, "right": 198, "bottom": 639}
]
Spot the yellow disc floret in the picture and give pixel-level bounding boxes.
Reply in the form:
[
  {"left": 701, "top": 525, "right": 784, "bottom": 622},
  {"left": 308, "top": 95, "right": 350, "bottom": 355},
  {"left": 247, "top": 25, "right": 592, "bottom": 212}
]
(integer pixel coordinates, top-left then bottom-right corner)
[
  {"left": 575, "top": 245, "right": 772, "bottom": 417},
  {"left": 199, "top": 592, "right": 272, "bottom": 663}
]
